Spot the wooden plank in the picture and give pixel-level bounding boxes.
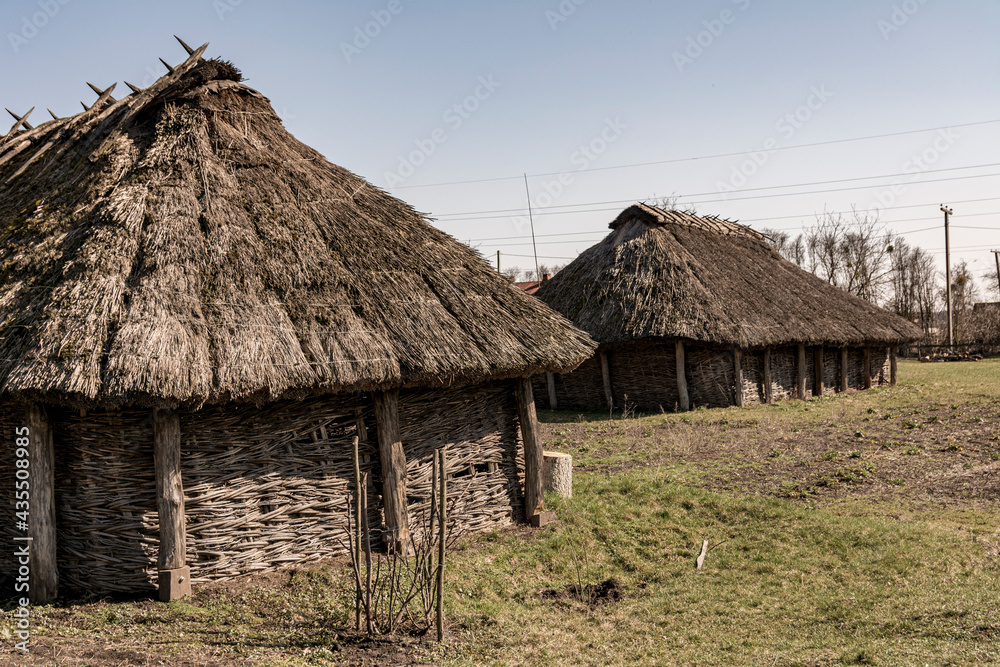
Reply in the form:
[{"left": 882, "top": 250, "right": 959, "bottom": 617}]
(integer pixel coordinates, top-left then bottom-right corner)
[
  {"left": 153, "top": 409, "right": 186, "bottom": 571},
  {"left": 762, "top": 348, "right": 773, "bottom": 404},
  {"left": 515, "top": 377, "right": 544, "bottom": 521},
  {"left": 890, "top": 347, "right": 898, "bottom": 386},
  {"left": 372, "top": 390, "right": 410, "bottom": 552},
  {"left": 599, "top": 349, "right": 613, "bottom": 410},
  {"left": 840, "top": 346, "right": 849, "bottom": 393},
  {"left": 546, "top": 372, "right": 558, "bottom": 410},
  {"left": 733, "top": 347, "right": 743, "bottom": 408},
  {"left": 675, "top": 340, "right": 690, "bottom": 411},
  {"left": 27, "top": 404, "right": 57, "bottom": 604},
  {"left": 813, "top": 346, "right": 824, "bottom": 397},
  {"left": 797, "top": 344, "right": 807, "bottom": 400},
  {"left": 863, "top": 347, "right": 873, "bottom": 389}
]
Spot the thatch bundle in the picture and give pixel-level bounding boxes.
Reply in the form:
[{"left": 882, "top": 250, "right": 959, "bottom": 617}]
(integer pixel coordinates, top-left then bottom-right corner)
[
  {"left": 0, "top": 42, "right": 594, "bottom": 599},
  {"left": 533, "top": 204, "right": 919, "bottom": 412}
]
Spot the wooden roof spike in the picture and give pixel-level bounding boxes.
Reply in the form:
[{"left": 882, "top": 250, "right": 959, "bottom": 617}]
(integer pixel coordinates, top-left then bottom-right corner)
[
  {"left": 86, "top": 82, "right": 118, "bottom": 104},
  {"left": 174, "top": 35, "right": 196, "bottom": 56},
  {"left": 48, "top": 108, "right": 60, "bottom": 120},
  {"left": 159, "top": 58, "right": 176, "bottom": 75},
  {"left": 5, "top": 107, "right": 35, "bottom": 133},
  {"left": 124, "top": 81, "right": 143, "bottom": 94},
  {"left": 80, "top": 83, "right": 117, "bottom": 114}
]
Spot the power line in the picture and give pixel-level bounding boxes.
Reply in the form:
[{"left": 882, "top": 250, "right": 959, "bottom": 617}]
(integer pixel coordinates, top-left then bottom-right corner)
[
  {"left": 433, "top": 163, "right": 1000, "bottom": 221},
  {"left": 389, "top": 118, "right": 1000, "bottom": 191}
]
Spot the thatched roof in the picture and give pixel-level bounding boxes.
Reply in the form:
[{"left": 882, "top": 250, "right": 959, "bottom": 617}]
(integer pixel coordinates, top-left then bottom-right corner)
[
  {"left": 0, "top": 44, "right": 595, "bottom": 408},
  {"left": 536, "top": 204, "right": 921, "bottom": 349}
]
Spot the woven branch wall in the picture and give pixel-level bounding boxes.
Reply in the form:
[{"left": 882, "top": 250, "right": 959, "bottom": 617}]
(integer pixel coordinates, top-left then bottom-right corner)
[
  {"left": 608, "top": 340, "right": 680, "bottom": 412},
  {"left": 0, "top": 380, "right": 525, "bottom": 593},
  {"left": 543, "top": 354, "right": 607, "bottom": 412}
]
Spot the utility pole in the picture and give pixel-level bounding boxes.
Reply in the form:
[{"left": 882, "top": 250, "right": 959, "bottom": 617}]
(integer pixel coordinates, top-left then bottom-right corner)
[
  {"left": 523, "top": 174, "right": 540, "bottom": 281},
  {"left": 992, "top": 249, "right": 1000, "bottom": 297},
  {"left": 941, "top": 205, "right": 954, "bottom": 350}
]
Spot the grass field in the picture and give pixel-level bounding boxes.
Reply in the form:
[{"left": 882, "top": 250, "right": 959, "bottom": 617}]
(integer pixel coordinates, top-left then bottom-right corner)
[{"left": 3, "top": 359, "right": 999, "bottom": 666}]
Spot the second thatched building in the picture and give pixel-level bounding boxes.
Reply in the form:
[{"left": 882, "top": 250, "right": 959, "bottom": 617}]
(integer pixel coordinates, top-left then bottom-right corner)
[{"left": 533, "top": 204, "right": 921, "bottom": 412}]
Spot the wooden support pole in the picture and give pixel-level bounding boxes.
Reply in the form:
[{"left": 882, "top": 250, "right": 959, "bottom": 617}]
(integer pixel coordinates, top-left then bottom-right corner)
[
  {"left": 675, "top": 340, "right": 690, "bottom": 411},
  {"left": 153, "top": 408, "right": 190, "bottom": 601},
  {"left": 372, "top": 390, "right": 411, "bottom": 552},
  {"left": 27, "top": 404, "right": 57, "bottom": 604},
  {"left": 599, "top": 349, "right": 613, "bottom": 410},
  {"left": 515, "top": 377, "right": 544, "bottom": 521},
  {"left": 890, "top": 347, "right": 898, "bottom": 386},
  {"left": 813, "top": 346, "right": 824, "bottom": 397},
  {"left": 863, "top": 347, "right": 873, "bottom": 389},
  {"left": 796, "top": 344, "right": 807, "bottom": 400},
  {"left": 545, "top": 372, "right": 558, "bottom": 410},
  {"left": 762, "top": 348, "right": 773, "bottom": 404},
  {"left": 733, "top": 347, "right": 743, "bottom": 408},
  {"left": 839, "top": 346, "right": 849, "bottom": 393}
]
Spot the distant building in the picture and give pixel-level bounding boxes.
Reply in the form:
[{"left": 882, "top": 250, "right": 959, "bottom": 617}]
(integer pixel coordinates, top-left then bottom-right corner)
[{"left": 533, "top": 204, "right": 921, "bottom": 412}]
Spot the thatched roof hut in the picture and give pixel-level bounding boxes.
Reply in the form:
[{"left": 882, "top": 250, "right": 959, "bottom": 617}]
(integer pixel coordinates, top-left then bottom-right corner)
[
  {"left": 0, "top": 41, "right": 594, "bottom": 601},
  {"left": 533, "top": 204, "right": 920, "bottom": 412}
]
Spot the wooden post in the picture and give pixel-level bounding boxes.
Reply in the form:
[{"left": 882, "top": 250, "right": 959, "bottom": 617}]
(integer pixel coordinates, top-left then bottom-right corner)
[
  {"left": 733, "top": 347, "right": 743, "bottom": 408},
  {"left": 352, "top": 435, "right": 362, "bottom": 631},
  {"left": 27, "top": 404, "right": 57, "bottom": 604},
  {"left": 890, "top": 347, "right": 898, "bottom": 386},
  {"left": 863, "top": 347, "right": 873, "bottom": 389},
  {"left": 813, "top": 346, "right": 824, "bottom": 397},
  {"left": 796, "top": 344, "right": 807, "bottom": 400},
  {"left": 545, "top": 372, "right": 558, "bottom": 410},
  {"left": 153, "top": 408, "right": 190, "bottom": 601},
  {"left": 839, "top": 346, "right": 849, "bottom": 393},
  {"left": 514, "top": 377, "right": 544, "bottom": 522},
  {"left": 762, "top": 348, "right": 773, "bottom": 404},
  {"left": 675, "top": 340, "right": 690, "bottom": 411},
  {"left": 599, "top": 349, "right": 613, "bottom": 410},
  {"left": 372, "top": 389, "right": 410, "bottom": 552}
]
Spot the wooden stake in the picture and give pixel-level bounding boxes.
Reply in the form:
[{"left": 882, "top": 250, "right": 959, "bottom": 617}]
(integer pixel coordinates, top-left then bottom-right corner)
[
  {"left": 840, "top": 346, "right": 849, "bottom": 393},
  {"left": 813, "top": 346, "right": 824, "bottom": 397},
  {"left": 436, "top": 448, "right": 446, "bottom": 642},
  {"left": 372, "top": 390, "right": 411, "bottom": 552},
  {"left": 546, "top": 372, "right": 558, "bottom": 410},
  {"left": 361, "top": 473, "right": 373, "bottom": 637},
  {"left": 352, "top": 435, "right": 362, "bottom": 631},
  {"left": 890, "top": 347, "right": 897, "bottom": 386},
  {"left": 762, "top": 347, "right": 773, "bottom": 404},
  {"left": 27, "top": 404, "right": 57, "bottom": 604},
  {"left": 515, "top": 377, "right": 544, "bottom": 520},
  {"left": 733, "top": 347, "right": 743, "bottom": 407},
  {"left": 796, "top": 344, "right": 807, "bottom": 400},
  {"left": 675, "top": 340, "right": 690, "bottom": 411},
  {"left": 696, "top": 540, "right": 709, "bottom": 569},
  {"left": 154, "top": 408, "right": 189, "bottom": 601},
  {"left": 863, "top": 347, "right": 873, "bottom": 389},
  {"left": 599, "top": 349, "right": 613, "bottom": 410}
]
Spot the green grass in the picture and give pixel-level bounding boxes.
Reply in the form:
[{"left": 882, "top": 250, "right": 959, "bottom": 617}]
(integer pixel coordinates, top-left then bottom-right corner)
[{"left": 443, "top": 470, "right": 1000, "bottom": 666}]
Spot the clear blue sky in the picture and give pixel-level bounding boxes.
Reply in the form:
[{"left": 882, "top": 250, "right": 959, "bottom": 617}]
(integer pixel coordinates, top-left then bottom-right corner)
[{"left": 2, "top": 0, "right": 998, "bottom": 290}]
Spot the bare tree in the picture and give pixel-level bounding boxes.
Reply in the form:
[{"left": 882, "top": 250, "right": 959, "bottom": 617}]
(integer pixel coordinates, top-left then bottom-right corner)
[{"left": 950, "top": 261, "right": 979, "bottom": 344}]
